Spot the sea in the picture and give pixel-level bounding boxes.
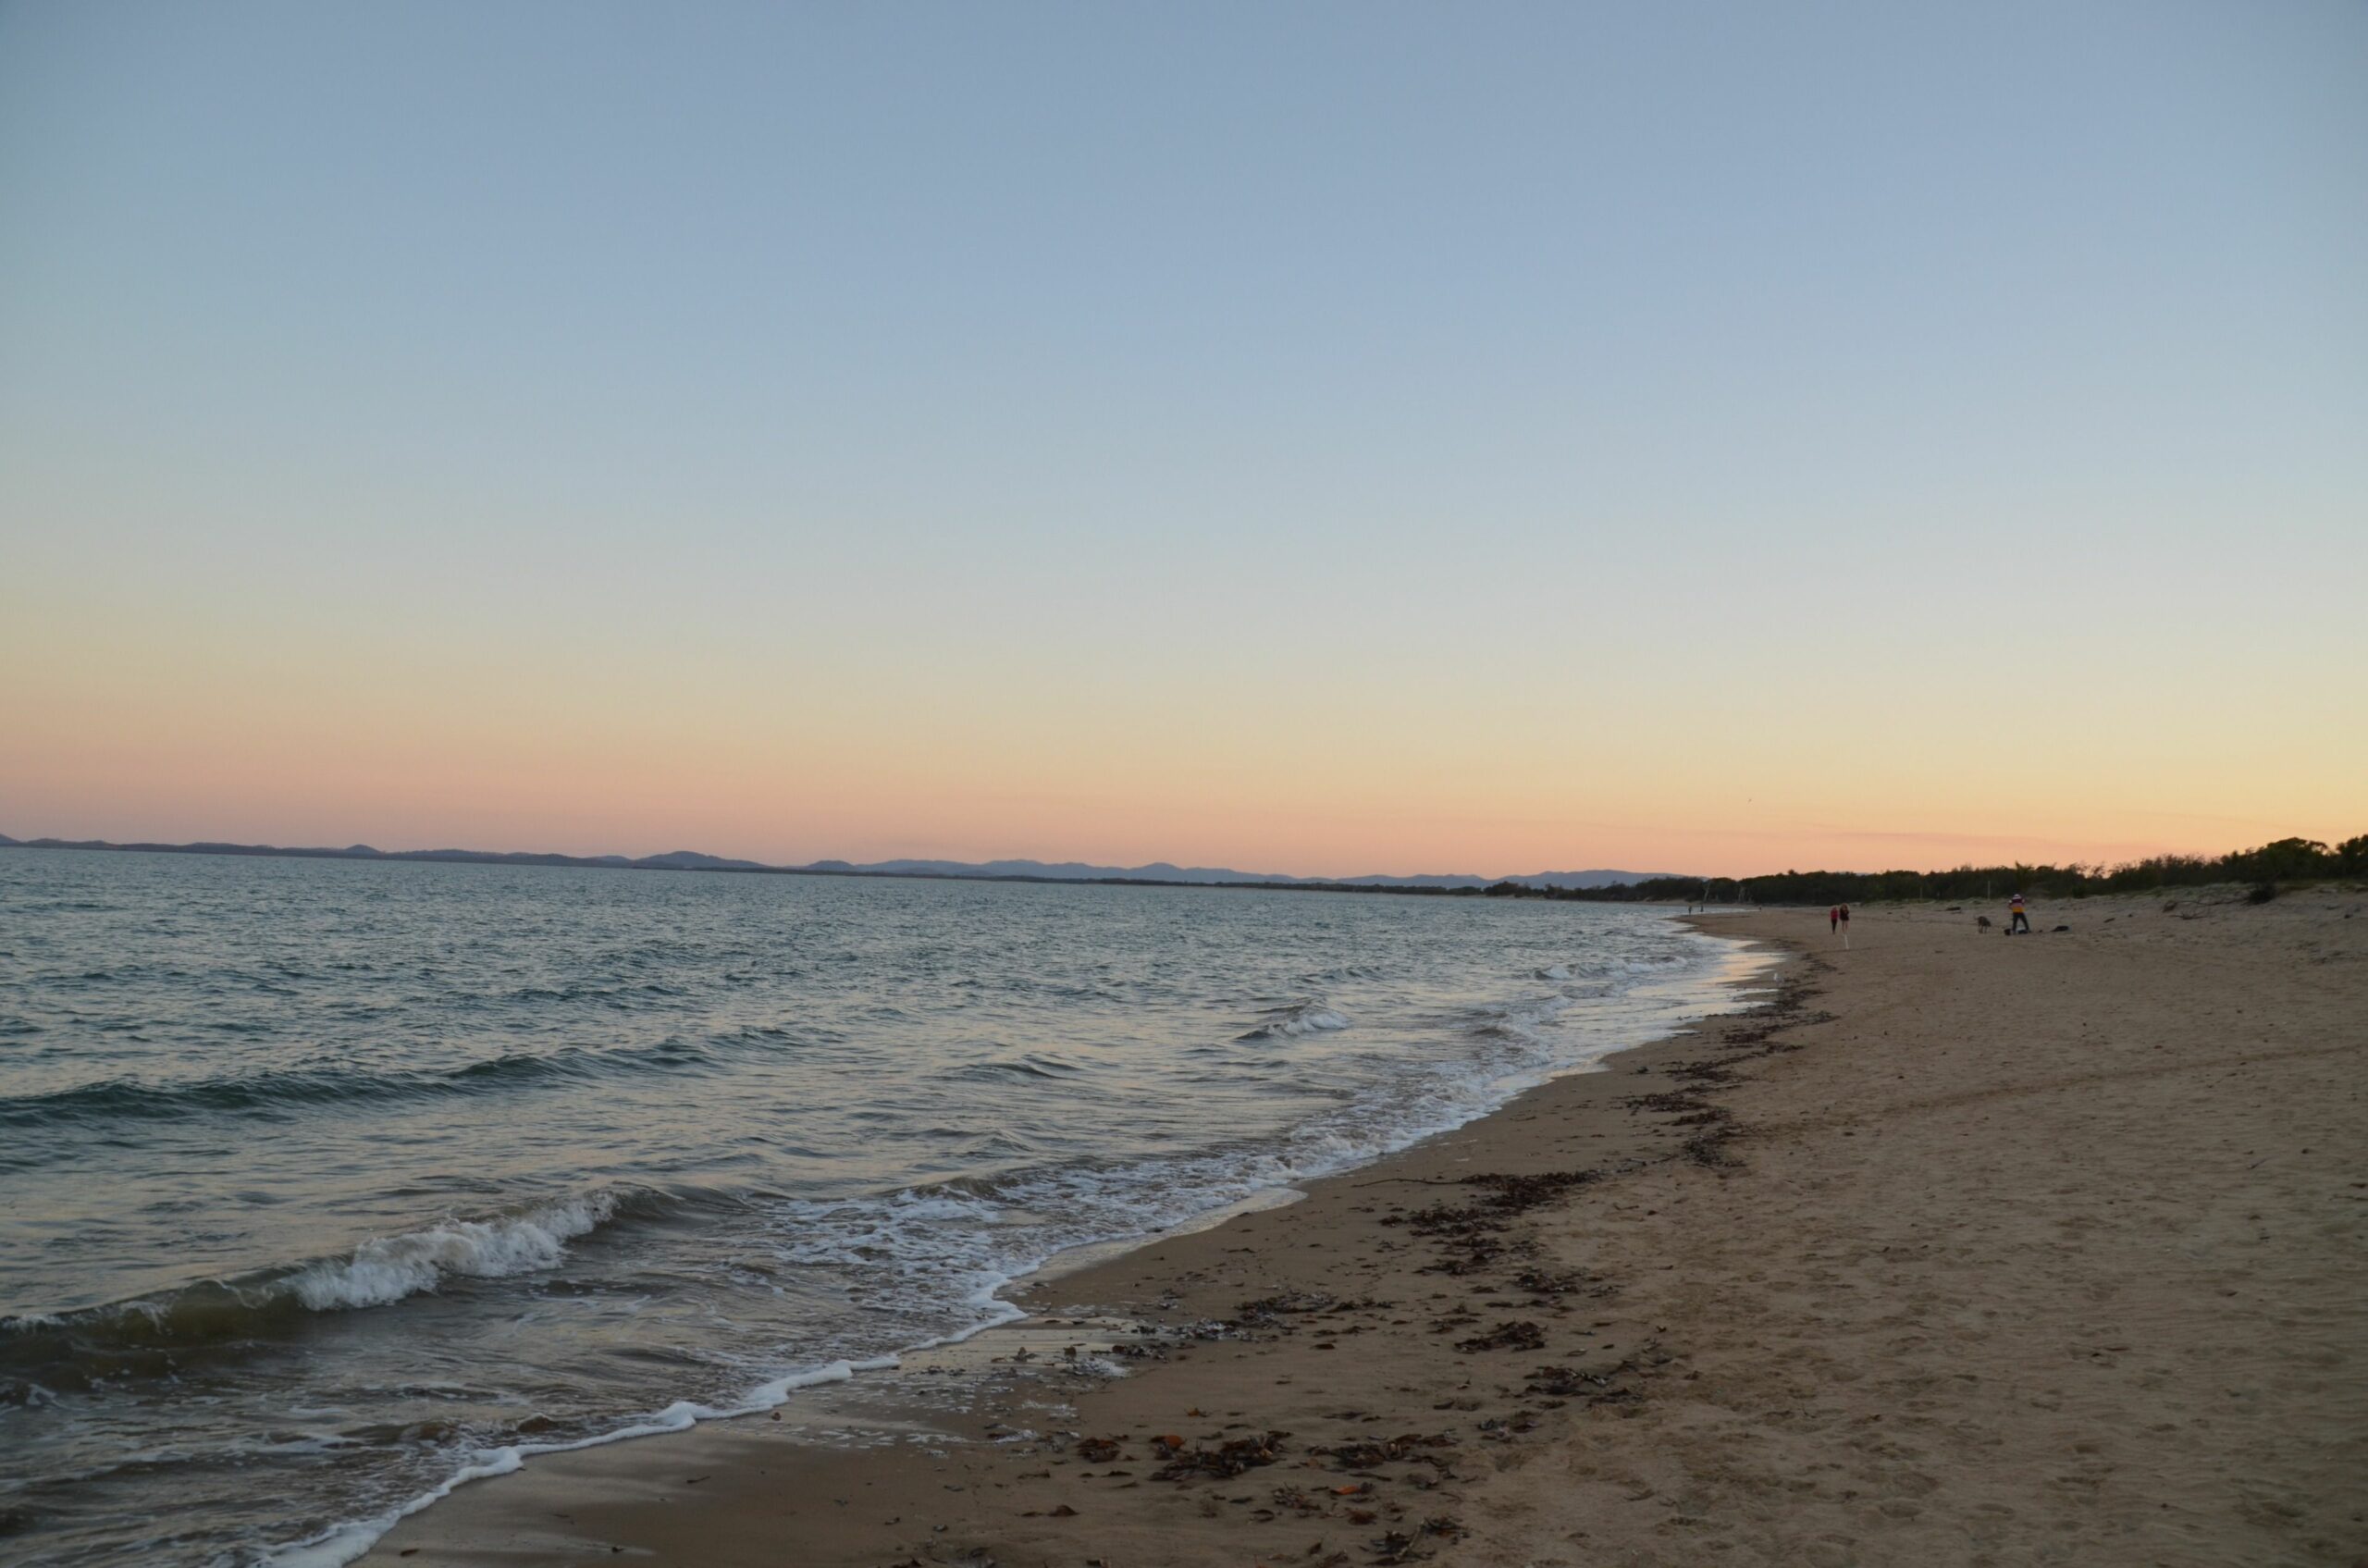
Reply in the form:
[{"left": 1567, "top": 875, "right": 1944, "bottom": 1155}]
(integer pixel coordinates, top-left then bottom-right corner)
[{"left": 0, "top": 847, "right": 1767, "bottom": 1565}]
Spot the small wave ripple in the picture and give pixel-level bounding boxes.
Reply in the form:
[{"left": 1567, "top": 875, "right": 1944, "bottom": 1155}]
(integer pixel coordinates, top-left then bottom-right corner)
[
  {"left": 1237, "top": 1001, "right": 1350, "bottom": 1040},
  {"left": 0, "top": 1036, "right": 766, "bottom": 1129}
]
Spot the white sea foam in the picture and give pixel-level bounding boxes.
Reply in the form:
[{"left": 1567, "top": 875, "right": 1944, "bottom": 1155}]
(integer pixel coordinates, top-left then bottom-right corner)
[
  {"left": 286, "top": 1193, "right": 619, "bottom": 1311},
  {"left": 1467, "top": 992, "right": 1577, "bottom": 1043},
  {"left": 265, "top": 917, "right": 1776, "bottom": 1568},
  {"left": 268, "top": 1449, "right": 524, "bottom": 1568},
  {"left": 269, "top": 1353, "right": 904, "bottom": 1568},
  {"left": 760, "top": 968, "right": 1737, "bottom": 1368}
]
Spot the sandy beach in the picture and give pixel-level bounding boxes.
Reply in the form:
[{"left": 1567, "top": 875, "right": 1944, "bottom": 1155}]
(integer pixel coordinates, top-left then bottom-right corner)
[{"left": 363, "top": 887, "right": 2366, "bottom": 1568}]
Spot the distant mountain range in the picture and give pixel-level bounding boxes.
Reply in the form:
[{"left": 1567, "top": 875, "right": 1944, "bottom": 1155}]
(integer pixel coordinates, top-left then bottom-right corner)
[
  {"left": 0, "top": 833, "right": 1682, "bottom": 891},
  {"left": 803, "top": 857, "right": 1673, "bottom": 890}
]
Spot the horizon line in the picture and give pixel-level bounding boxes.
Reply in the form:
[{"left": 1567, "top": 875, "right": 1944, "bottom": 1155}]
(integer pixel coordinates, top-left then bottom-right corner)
[
  {"left": 0, "top": 831, "right": 1696, "bottom": 892},
  {"left": 8, "top": 824, "right": 2347, "bottom": 887}
]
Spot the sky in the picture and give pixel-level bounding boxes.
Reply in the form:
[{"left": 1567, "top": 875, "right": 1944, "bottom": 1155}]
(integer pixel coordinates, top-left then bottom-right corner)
[{"left": 2, "top": 1, "right": 2362, "bottom": 879}]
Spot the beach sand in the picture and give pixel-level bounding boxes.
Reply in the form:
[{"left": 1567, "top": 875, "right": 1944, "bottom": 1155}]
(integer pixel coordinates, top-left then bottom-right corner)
[{"left": 362, "top": 887, "right": 2367, "bottom": 1568}]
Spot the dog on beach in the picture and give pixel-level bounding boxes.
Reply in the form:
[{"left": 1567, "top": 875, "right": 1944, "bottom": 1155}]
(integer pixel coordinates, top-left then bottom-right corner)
[{"left": 1977, "top": 916, "right": 1993, "bottom": 931}]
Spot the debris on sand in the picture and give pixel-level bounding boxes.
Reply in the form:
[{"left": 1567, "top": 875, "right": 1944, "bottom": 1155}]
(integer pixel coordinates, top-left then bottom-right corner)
[
  {"left": 1235, "top": 1290, "right": 1336, "bottom": 1326},
  {"left": 1683, "top": 1132, "right": 1739, "bottom": 1169},
  {"left": 1381, "top": 1171, "right": 1597, "bottom": 1237},
  {"left": 1662, "top": 1058, "right": 1740, "bottom": 1085},
  {"left": 1310, "top": 1432, "right": 1455, "bottom": 1469},
  {"left": 1150, "top": 1429, "right": 1289, "bottom": 1481},
  {"left": 1451, "top": 1319, "right": 1545, "bottom": 1353},
  {"left": 1524, "top": 1360, "right": 1642, "bottom": 1404},
  {"left": 1511, "top": 1265, "right": 1606, "bottom": 1307},
  {"left": 1379, "top": 1169, "right": 1602, "bottom": 1275}
]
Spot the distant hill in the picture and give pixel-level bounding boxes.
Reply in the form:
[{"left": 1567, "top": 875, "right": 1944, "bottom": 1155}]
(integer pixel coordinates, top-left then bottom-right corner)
[
  {"left": 1321, "top": 869, "right": 1682, "bottom": 891},
  {"left": 0, "top": 833, "right": 1678, "bottom": 891},
  {"left": 810, "top": 858, "right": 1684, "bottom": 890},
  {"left": 819, "top": 857, "right": 1297, "bottom": 884},
  {"left": 0, "top": 837, "right": 766, "bottom": 873},
  {"left": 633, "top": 850, "right": 768, "bottom": 870}
]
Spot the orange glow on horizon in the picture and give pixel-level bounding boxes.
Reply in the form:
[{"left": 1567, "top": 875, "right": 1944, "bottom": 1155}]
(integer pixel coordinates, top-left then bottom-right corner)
[{"left": 6, "top": 640, "right": 2354, "bottom": 883}]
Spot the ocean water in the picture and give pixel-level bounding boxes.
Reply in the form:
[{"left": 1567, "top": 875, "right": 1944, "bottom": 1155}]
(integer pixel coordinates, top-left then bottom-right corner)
[{"left": 0, "top": 848, "right": 1764, "bottom": 1565}]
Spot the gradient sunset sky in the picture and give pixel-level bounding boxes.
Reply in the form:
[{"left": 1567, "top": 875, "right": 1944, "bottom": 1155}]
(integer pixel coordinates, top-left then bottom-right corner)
[{"left": 3, "top": 3, "right": 2362, "bottom": 879}]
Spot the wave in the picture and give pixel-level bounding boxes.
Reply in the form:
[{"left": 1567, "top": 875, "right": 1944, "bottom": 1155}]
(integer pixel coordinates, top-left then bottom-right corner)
[
  {"left": 936, "top": 1054, "right": 1086, "bottom": 1084},
  {"left": 0, "top": 1192, "right": 631, "bottom": 1388},
  {"left": 270, "top": 921, "right": 1769, "bottom": 1568},
  {"left": 771, "top": 967, "right": 1730, "bottom": 1310},
  {"left": 1462, "top": 991, "right": 1578, "bottom": 1043},
  {"left": 286, "top": 1192, "right": 619, "bottom": 1309},
  {"left": 1237, "top": 1001, "right": 1350, "bottom": 1040},
  {"left": 505, "top": 979, "right": 689, "bottom": 1006},
  {"left": 0, "top": 1037, "right": 750, "bottom": 1129}
]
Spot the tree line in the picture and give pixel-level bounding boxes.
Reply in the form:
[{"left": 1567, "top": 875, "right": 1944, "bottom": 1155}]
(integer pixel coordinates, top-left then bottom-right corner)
[{"left": 1486, "top": 833, "right": 2368, "bottom": 907}]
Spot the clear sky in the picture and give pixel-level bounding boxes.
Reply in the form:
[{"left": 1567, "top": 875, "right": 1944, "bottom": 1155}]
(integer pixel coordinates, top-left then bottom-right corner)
[{"left": 3, "top": 2, "right": 2362, "bottom": 878}]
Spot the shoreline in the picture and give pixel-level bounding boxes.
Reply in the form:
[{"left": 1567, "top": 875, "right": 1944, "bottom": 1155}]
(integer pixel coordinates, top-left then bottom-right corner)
[
  {"left": 352, "top": 920, "right": 1794, "bottom": 1566},
  {"left": 362, "top": 888, "right": 2366, "bottom": 1566}
]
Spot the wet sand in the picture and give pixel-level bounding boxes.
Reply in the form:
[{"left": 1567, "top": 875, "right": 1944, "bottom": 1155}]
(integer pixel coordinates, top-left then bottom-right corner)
[{"left": 363, "top": 887, "right": 2367, "bottom": 1567}]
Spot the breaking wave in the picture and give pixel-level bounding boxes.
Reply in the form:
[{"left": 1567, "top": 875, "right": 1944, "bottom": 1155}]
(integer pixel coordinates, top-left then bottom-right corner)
[
  {"left": 285, "top": 1191, "right": 621, "bottom": 1310},
  {"left": 1, "top": 1192, "right": 630, "bottom": 1388},
  {"left": 0, "top": 846, "right": 1777, "bottom": 1568}
]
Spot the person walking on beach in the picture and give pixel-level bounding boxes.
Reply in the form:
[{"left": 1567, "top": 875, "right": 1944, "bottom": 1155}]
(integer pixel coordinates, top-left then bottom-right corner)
[
  {"left": 1838, "top": 903, "right": 1851, "bottom": 948},
  {"left": 1830, "top": 905, "right": 1840, "bottom": 935},
  {"left": 2009, "top": 892, "right": 2031, "bottom": 934}
]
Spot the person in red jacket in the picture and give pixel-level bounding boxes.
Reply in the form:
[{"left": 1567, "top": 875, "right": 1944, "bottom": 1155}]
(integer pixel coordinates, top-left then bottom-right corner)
[{"left": 1830, "top": 905, "right": 1840, "bottom": 934}]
